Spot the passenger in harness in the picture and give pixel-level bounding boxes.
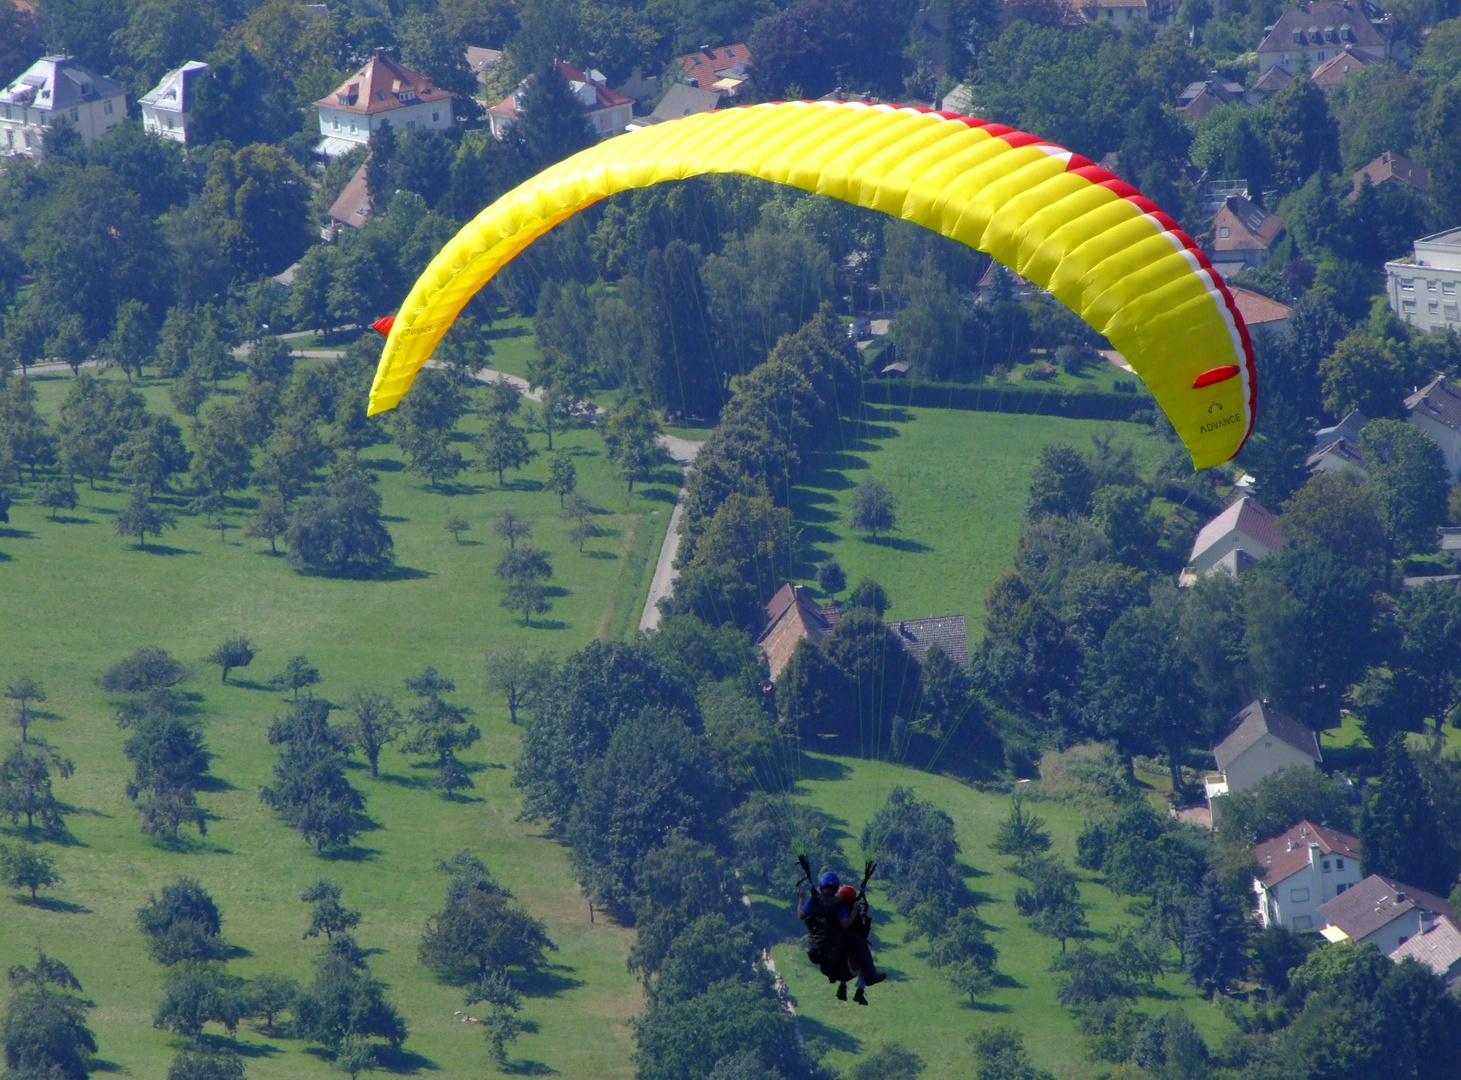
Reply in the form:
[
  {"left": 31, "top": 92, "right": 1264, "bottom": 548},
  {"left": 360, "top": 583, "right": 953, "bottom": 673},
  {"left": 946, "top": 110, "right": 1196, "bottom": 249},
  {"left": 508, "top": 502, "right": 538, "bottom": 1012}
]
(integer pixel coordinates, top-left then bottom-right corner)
[{"left": 796, "top": 871, "right": 885, "bottom": 1004}]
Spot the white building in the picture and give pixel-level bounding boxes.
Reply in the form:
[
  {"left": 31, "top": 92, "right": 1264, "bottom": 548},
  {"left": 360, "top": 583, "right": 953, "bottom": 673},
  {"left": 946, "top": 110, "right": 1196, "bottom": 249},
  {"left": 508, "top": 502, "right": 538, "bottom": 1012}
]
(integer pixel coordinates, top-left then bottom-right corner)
[
  {"left": 1255, "top": 1, "right": 1395, "bottom": 77},
  {"left": 0, "top": 55, "right": 126, "bottom": 158},
  {"left": 1183, "top": 496, "right": 1285, "bottom": 582},
  {"left": 138, "top": 61, "right": 207, "bottom": 144},
  {"left": 1404, "top": 376, "right": 1461, "bottom": 483},
  {"left": 313, "top": 49, "right": 454, "bottom": 158},
  {"left": 1386, "top": 228, "right": 1461, "bottom": 332},
  {"left": 1211, "top": 699, "right": 1321, "bottom": 797},
  {"left": 1252, "top": 820, "right": 1363, "bottom": 932},
  {"left": 1079, "top": 0, "right": 1175, "bottom": 27},
  {"left": 1320, "top": 874, "right": 1454, "bottom": 954},
  {"left": 488, "top": 61, "right": 633, "bottom": 141}
]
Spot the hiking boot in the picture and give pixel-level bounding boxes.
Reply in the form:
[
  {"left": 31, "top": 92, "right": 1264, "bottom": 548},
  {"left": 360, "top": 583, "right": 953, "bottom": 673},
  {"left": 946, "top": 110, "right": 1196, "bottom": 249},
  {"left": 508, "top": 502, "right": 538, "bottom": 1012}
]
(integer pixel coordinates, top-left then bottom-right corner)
[
  {"left": 853, "top": 988, "right": 868, "bottom": 1005},
  {"left": 835, "top": 983, "right": 847, "bottom": 1001},
  {"left": 866, "top": 971, "right": 887, "bottom": 987}
]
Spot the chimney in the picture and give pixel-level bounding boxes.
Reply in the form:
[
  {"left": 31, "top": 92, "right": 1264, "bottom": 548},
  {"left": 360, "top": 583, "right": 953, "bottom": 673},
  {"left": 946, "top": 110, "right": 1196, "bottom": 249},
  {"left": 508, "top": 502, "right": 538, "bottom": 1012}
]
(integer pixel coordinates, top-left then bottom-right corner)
[{"left": 1308, "top": 842, "right": 1320, "bottom": 868}]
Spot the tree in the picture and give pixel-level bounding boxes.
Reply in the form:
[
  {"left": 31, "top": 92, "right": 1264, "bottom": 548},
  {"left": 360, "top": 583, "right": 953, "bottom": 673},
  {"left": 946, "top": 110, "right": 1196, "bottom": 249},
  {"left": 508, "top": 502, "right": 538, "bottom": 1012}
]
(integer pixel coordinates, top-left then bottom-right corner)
[
  {"left": 483, "top": 647, "right": 553, "bottom": 725},
  {"left": 418, "top": 868, "right": 555, "bottom": 983},
  {"left": 117, "top": 417, "right": 190, "bottom": 495},
  {"left": 283, "top": 477, "right": 394, "bottom": 575},
  {"left": 340, "top": 690, "right": 403, "bottom": 778},
  {"left": 302, "top": 879, "right": 361, "bottom": 941},
  {"left": 399, "top": 668, "right": 481, "bottom": 796},
  {"left": 845, "top": 577, "right": 890, "bottom": 616},
  {"left": 137, "top": 876, "right": 228, "bottom": 966},
  {"left": 849, "top": 1043, "right": 924, "bottom": 1080},
  {"left": 1363, "top": 736, "right": 1451, "bottom": 893},
  {"left": 546, "top": 449, "right": 576, "bottom": 506},
  {"left": 2, "top": 949, "right": 96, "bottom": 1080},
  {"left": 206, "top": 638, "right": 255, "bottom": 684},
  {"left": 917, "top": 644, "right": 978, "bottom": 742},
  {"left": 496, "top": 547, "right": 553, "bottom": 626},
  {"left": 1182, "top": 874, "right": 1249, "bottom": 995},
  {"left": 817, "top": 559, "right": 846, "bottom": 600},
  {"left": 561, "top": 493, "right": 597, "bottom": 553},
  {"left": 167, "top": 1048, "right": 245, "bottom": 1080},
  {"left": 603, "top": 397, "right": 665, "bottom": 493},
  {"left": 850, "top": 478, "right": 897, "bottom": 537},
  {"left": 992, "top": 798, "right": 1052, "bottom": 858},
  {"left": 1281, "top": 469, "right": 1386, "bottom": 572},
  {"left": 492, "top": 509, "right": 532, "bottom": 550},
  {"left": 38, "top": 479, "right": 78, "bottom": 521},
  {"left": 4, "top": 674, "right": 45, "bottom": 744},
  {"left": 270, "top": 656, "right": 321, "bottom": 702},
  {"left": 154, "top": 966, "right": 246, "bottom": 1042},
  {"left": 114, "top": 485, "right": 178, "bottom": 549},
  {"left": 246, "top": 495, "right": 288, "bottom": 555},
  {"left": 1360, "top": 419, "right": 1449, "bottom": 579},
  {"left": 198, "top": 143, "right": 310, "bottom": 278},
  {"left": 476, "top": 416, "right": 536, "bottom": 487},
  {"left": 293, "top": 952, "right": 407, "bottom": 1053},
  {"left": 445, "top": 513, "right": 471, "bottom": 544},
  {"left": 505, "top": 63, "right": 596, "bottom": 174},
  {"left": 261, "top": 697, "right": 365, "bottom": 853},
  {"left": 0, "top": 843, "right": 61, "bottom": 901},
  {"left": 101, "top": 646, "right": 187, "bottom": 692},
  {"left": 1267, "top": 76, "right": 1339, "bottom": 192},
  {"left": 248, "top": 973, "right": 297, "bottom": 1034},
  {"left": 1027, "top": 443, "right": 1095, "bottom": 518},
  {"left": 1215, "top": 767, "right": 1352, "bottom": 846},
  {"left": 970, "top": 1025, "right": 1056, "bottom": 1080},
  {"left": 0, "top": 744, "right": 73, "bottom": 836}
]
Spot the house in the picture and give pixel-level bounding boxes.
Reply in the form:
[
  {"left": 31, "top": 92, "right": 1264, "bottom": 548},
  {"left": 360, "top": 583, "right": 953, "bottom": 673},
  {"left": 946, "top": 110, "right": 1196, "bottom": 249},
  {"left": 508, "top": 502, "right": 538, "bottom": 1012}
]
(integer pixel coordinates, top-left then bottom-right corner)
[
  {"left": 977, "top": 262, "right": 1039, "bottom": 303},
  {"left": 1405, "top": 376, "right": 1461, "bottom": 482},
  {"left": 1211, "top": 699, "right": 1321, "bottom": 796},
  {"left": 648, "top": 83, "right": 722, "bottom": 124},
  {"left": 674, "top": 43, "right": 753, "bottom": 98},
  {"left": 1209, "top": 195, "right": 1284, "bottom": 277},
  {"left": 1306, "top": 438, "right": 1367, "bottom": 476},
  {"left": 1252, "top": 820, "right": 1363, "bottom": 932},
  {"left": 1351, "top": 151, "right": 1429, "bottom": 200},
  {"left": 1390, "top": 915, "right": 1461, "bottom": 990},
  {"left": 1176, "top": 73, "right": 1256, "bottom": 119},
  {"left": 1079, "top": 0, "right": 1175, "bottom": 26},
  {"left": 1256, "top": 1, "right": 1395, "bottom": 77},
  {"left": 313, "top": 49, "right": 453, "bottom": 158},
  {"left": 464, "top": 47, "right": 501, "bottom": 98},
  {"left": 1386, "top": 227, "right": 1461, "bottom": 332},
  {"left": 1314, "top": 408, "right": 1368, "bottom": 450},
  {"left": 0, "top": 55, "right": 126, "bottom": 158},
  {"left": 489, "top": 61, "right": 633, "bottom": 141},
  {"left": 1320, "top": 874, "right": 1455, "bottom": 953},
  {"left": 323, "top": 161, "right": 372, "bottom": 239},
  {"left": 757, "top": 584, "right": 836, "bottom": 682},
  {"left": 1253, "top": 65, "right": 1294, "bottom": 93},
  {"left": 1185, "top": 496, "right": 1285, "bottom": 580},
  {"left": 890, "top": 616, "right": 970, "bottom": 667},
  {"left": 1229, "top": 286, "right": 1292, "bottom": 338},
  {"left": 138, "top": 61, "right": 207, "bottom": 144},
  {"left": 1310, "top": 46, "right": 1373, "bottom": 85}
]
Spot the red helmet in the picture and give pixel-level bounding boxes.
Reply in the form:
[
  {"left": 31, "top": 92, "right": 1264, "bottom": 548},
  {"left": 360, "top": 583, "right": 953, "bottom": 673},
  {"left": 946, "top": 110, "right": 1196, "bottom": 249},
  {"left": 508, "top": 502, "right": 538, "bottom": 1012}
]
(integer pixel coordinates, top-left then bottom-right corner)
[{"left": 837, "top": 885, "right": 858, "bottom": 903}]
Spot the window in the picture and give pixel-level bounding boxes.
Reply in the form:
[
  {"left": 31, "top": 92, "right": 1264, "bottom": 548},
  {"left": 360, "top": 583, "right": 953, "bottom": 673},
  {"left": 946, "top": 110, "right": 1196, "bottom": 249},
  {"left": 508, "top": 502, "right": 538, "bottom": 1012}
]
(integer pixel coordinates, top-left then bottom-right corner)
[
  {"left": 1404, "top": 299, "right": 1417, "bottom": 310},
  {"left": 1290, "top": 887, "right": 1310, "bottom": 902},
  {"left": 3, "top": 105, "right": 9, "bottom": 119},
  {"left": 1337, "top": 883, "right": 1348, "bottom": 894},
  {"left": 103, "top": 99, "right": 112, "bottom": 115},
  {"left": 1336, "top": 858, "right": 1344, "bottom": 869},
  {"left": 406, "top": 119, "right": 415, "bottom": 130},
  {"left": 1317, "top": 50, "right": 1326, "bottom": 60},
  {"left": 1446, "top": 305, "right": 1459, "bottom": 320},
  {"left": 1430, "top": 301, "right": 1441, "bottom": 313},
  {"left": 1322, "top": 860, "right": 1331, "bottom": 871},
  {"left": 1430, "top": 280, "right": 1439, "bottom": 291},
  {"left": 349, "top": 120, "right": 357, "bottom": 133},
  {"left": 1294, "top": 915, "right": 1313, "bottom": 929},
  {"left": 332, "top": 117, "right": 339, "bottom": 130},
  {"left": 1219, "top": 226, "right": 1230, "bottom": 238},
  {"left": 69, "top": 108, "right": 78, "bottom": 122},
  {"left": 1401, "top": 278, "right": 1415, "bottom": 290},
  {"left": 432, "top": 111, "right": 439, "bottom": 122},
  {"left": 1444, "top": 282, "right": 1456, "bottom": 295}
]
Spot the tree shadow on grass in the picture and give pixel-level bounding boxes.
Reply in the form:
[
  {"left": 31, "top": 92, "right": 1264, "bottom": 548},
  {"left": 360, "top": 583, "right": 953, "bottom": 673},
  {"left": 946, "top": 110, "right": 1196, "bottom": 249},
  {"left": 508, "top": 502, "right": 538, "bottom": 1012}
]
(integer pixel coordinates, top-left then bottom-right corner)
[
  {"left": 50, "top": 515, "right": 93, "bottom": 525},
  {"left": 861, "top": 534, "right": 931, "bottom": 553},
  {"left": 376, "top": 771, "right": 432, "bottom": 790},
  {"left": 370, "top": 457, "right": 406, "bottom": 472},
  {"left": 319, "top": 844, "right": 381, "bottom": 862},
  {"left": 522, "top": 619, "right": 569, "bottom": 631},
  {"left": 636, "top": 485, "right": 679, "bottom": 504},
  {"left": 195, "top": 774, "right": 240, "bottom": 793},
  {"left": 228, "top": 678, "right": 275, "bottom": 691},
  {"left": 0, "top": 527, "right": 36, "bottom": 539},
  {"left": 88, "top": 1057, "right": 127, "bottom": 1073},
  {"left": 962, "top": 998, "right": 1013, "bottom": 1012},
  {"left": 582, "top": 550, "right": 618, "bottom": 559},
  {"left": 501, "top": 1059, "right": 556, "bottom": 1076},
  {"left": 133, "top": 543, "right": 201, "bottom": 556},
  {"left": 375, "top": 1045, "right": 440, "bottom": 1073},
  {"left": 798, "top": 753, "right": 851, "bottom": 782},
  {"left": 0, "top": 551, "right": 11, "bottom": 563},
  {"left": 201, "top": 1033, "right": 281, "bottom": 1058},
  {"left": 797, "top": 1015, "right": 860, "bottom": 1054},
  {"left": 990, "top": 971, "right": 1026, "bottom": 990},
  {"left": 12, "top": 894, "right": 92, "bottom": 914},
  {"left": 514, "top": 965, "right": 584, "bottom": 999}
]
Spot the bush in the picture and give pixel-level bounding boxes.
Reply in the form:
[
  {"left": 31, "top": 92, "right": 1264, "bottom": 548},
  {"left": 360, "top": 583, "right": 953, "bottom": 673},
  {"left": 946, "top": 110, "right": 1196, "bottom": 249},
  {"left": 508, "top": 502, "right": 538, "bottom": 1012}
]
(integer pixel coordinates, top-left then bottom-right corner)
[
  {"left": 101, "top": 647, "right": 187, "bottom": 692},
  {"left": 138, "top": 877, "right": 228, "bottom": 966}
]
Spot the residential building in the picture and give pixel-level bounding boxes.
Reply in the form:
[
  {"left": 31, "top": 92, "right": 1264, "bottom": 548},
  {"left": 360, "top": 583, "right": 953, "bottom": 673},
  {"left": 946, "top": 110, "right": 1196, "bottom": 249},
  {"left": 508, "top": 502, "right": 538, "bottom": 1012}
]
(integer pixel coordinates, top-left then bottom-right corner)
[
  {"left": 1176, "top": 74, "right": 1257, "bottom": 120},
  {"left": 1185, "top": 496, "right": 1285, "bottom": 580},
  {"left": 138, "top": 61, "right": 207, "bottom": 144},
  {"left": 1209, "top": 195, "right": 1284, "bottom": 277},
  {"left": 890, "top": 617, "right": 970, "bottom": 667},
  {"left": 757, "top": 584, "right": 836, "bottom": 682},
  {"left": 1306, "top": 437, "right": 1367, "bottom": 476},
  {"left": 1320, "top": 874, "right": 1455, "bottom": 953},
  {"left": 1386, "top": 227, "right": 1461, "bottom": 332},
  {"left": 1211, "top": 699, "right": 1321, "bottom": 796},
  {"left": 674, "top": 43, "right": 753, "bottom": 97},
  {"left": 323, "top": 161, "right": 371, "bottom": 239},
  {"left": 1253, "top": 65, "right": 1294, "bottom": 93},
  {"left": 648, "top": 83, "right": 722, "bottom": 124},
  {"left": 313, "top": 49, "right": 454, "bottom": 158},
  {"left": 0, "top": 55, "right": 125, "bottom": 158},
  {"left": 1405, "top": 376, "right": 1461, "bottom": 482},
  {"left": 1314, "top": 408, "right": 1367, "bottom": 449},
  {"left": 1256, "top": 2, "right": 1395, "bottom": 77},
  {"left": 1390, "top": 916, "right": 1461, "bottom": 991},
  {"left": 488, "top": 61, "right": 633, "bottom": 140},
  {"left": 1252, "top": 820, "right": 1363, "bottom": 931},
  {"left": 1079, "top": 0, "right": 1175, "bottom": 26},
  {"left": 1310, "top": 46, "right": 1373, "bottom": 85},
  {"left": 1229, "top": 286, "right": 1292, "bottom": 338},
  {"left": 1351, "top": 151, "right": 1429, "bottom": 200}
]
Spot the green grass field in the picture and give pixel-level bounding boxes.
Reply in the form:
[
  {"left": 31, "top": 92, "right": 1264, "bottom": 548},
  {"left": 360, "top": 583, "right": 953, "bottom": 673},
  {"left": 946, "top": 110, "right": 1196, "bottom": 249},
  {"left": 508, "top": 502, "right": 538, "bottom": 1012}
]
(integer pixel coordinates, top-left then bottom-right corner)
[
  {"left": 793, "top": 405, "right": 1167, "bottom": 631},
  {"left": 0, "top": 365, "right": 680, "bottom": 1079},
  {"left": 765, "top": 757, "right": 1237, "bottom": 1080}
]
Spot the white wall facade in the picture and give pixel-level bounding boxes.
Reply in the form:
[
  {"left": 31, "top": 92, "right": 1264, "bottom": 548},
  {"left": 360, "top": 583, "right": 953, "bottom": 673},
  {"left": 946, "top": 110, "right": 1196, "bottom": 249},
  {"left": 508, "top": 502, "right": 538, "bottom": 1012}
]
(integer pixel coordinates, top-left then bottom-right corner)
[
  {"left": 316, "top": 98, "right": 452, "bottom": 150},
  {"left": 1190, "top": 529, "right": 1279, "bottom": 576},
  {"left": 1254, "top": 847, "right": 1363, "bottom": 932},
  {"left": 1387, "top": 262, "right": 1461, "bottom": 332},
  {"left": 0, "top": 93, "right": 123, "bottom": 157},
  {"left": 1408, "top": 411, "right": 1461, "bottom": 483},
  {"left": 141, "top": 103, "right": 187, "bottom": 142},
  {"left": 1354, "top": 909, "right": 1424, "bottom": 954},
  {"left": 1224, "top": 737, "right": 1318, "bottom": 793}
]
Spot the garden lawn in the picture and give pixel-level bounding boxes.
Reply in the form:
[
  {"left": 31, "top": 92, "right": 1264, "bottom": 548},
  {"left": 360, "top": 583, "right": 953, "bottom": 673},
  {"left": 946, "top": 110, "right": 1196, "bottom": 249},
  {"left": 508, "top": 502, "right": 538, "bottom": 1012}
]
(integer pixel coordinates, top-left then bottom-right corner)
[
  {"left": 793, "top": 404, "right": 1167, "bottom": 631},
  {"left": 762, "top": 755, "right": 1238, "bottom": 1080},
  {"left": 0, "top": 365, "right": 681, "bottom": 1079}
]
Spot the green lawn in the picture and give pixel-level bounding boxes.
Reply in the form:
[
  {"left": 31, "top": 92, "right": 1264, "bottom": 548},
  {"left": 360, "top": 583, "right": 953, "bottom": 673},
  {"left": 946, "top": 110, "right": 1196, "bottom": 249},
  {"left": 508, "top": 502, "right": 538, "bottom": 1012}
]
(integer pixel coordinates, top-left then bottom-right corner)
[
  {"left": 766, "top": 756, "right": 1237, "bottom": 1080},
  {"left": 793, "top": 405, "right": 1166, "bottom": 631},
  {"left": 0, "top": 366, "right": 681, "bottom": 1079}
]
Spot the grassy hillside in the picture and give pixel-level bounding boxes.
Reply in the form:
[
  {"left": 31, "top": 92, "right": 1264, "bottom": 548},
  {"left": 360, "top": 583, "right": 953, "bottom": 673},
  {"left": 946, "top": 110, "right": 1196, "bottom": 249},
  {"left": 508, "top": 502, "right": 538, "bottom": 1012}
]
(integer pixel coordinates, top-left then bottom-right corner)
[
  {"left": 0, "top": 366, "right": 675, "bottom": 1079},
  {"left": 793, "top": 404, "right": 1168, "bottom": 632}
]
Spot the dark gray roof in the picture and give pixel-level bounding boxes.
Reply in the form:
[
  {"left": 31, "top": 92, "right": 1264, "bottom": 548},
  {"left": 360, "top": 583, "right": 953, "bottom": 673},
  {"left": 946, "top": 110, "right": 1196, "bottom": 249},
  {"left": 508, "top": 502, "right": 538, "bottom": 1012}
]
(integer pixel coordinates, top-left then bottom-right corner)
[
  {"left": 1213, "top": 699, "right": 1321, "bottom": 772},
  {"left": 0, "top": 56, "right": 124, "bottom": 112},
  {"left": 890, "top": 616, "right": 970, "bottom": 667},
  {"left": 1406, "top": 377, "right": 1461, "bottom": 434},
  {"left": 1314, "top": 408, "right": 1367, "bottom": 450},
  {"left": 139, "top": 61, "right": 207, "bottom": 114},
  {"left": 1320, "top": 875, "right": 1454, "bottom": 942},
  {"left": 1257, "top": 2, "right": 1388, "bottom": 53}
]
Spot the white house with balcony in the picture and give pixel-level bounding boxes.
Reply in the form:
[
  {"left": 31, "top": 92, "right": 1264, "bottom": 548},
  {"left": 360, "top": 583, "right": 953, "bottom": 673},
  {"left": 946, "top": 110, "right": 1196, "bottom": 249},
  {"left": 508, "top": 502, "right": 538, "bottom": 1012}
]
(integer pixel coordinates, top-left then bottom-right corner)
[
  {"left": 0, "top": 55, "right": 126, "bottom": 158},
  {"left": 312, "top": 49, "right": 454, "bottom": 158},
  {"left": 1209, "top": 699, "right": 1321, "bottom": 799},
  {"left": 1252, "top": 820, "right": 1363, "bottom": 932},
  {"left": 1386, "top": 227, "right": 1461, "bottom": 332},
  {"left": 138, "top": 61, "right": 207, "bottom": 144}
]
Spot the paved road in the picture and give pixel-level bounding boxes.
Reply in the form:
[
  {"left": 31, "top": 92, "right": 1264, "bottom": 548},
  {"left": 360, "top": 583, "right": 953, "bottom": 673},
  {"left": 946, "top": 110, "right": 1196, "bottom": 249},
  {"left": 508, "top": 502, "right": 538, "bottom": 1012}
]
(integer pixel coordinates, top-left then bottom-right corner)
[{"left": 639, "top": 436, "right": 704, "bottom": 633}]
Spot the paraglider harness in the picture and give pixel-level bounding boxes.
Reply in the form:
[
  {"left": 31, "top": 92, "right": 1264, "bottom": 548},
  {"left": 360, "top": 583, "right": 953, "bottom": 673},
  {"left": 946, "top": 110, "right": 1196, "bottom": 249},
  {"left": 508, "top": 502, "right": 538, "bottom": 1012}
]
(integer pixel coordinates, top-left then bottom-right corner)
[{"left": 798, "top": 856, "right": 875, "bottom": 983}]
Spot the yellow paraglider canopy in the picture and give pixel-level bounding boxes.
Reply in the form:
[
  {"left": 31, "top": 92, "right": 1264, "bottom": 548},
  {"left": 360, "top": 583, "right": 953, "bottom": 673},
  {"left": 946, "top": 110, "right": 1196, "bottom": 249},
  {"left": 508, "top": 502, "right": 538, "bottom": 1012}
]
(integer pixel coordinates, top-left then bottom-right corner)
[{"left": 367, "top": 100, "right": 1256, "bottom": 469}]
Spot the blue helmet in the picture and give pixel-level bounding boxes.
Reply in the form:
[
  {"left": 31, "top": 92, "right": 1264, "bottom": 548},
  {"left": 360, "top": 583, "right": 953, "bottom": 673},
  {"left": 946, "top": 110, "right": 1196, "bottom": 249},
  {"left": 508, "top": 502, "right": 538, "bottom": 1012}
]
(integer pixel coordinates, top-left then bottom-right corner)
[{"left": 818, "top": 871, "right": 840, "bottom": 888}]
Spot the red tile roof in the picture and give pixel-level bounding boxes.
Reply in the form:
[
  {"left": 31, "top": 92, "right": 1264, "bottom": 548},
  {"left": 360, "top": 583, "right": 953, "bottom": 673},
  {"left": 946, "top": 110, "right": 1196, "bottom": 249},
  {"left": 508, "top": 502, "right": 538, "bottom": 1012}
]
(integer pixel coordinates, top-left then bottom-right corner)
[
  {"left": 489, "top": 60, "right": 631, "bottom": 118},
  {"left": 1229, "top": 286, "right": 1291, "bottom": 326},
  {"left": 757, "top": 585, "right": 834, "bottom": 681},
  {"left": 1190, "top": 496, "right": 1286, "bottom": 564},
  {"left": 675, "top": 43, "right": 752, "bottom": 91},
  {"left": 1251, "top": 820, "right": 1360, "bottom": 887},
  {"left": 1353, "top": 151, "right": 1431, "bottom": 196},
  {"left": 1311, "top": 47, "right": 1372, "bottom": 85},
  {"left": 316, "top": 50, "right": 451, "bottom": 115},
  {"left": 1213, "top": 195, "right": 1284, "bottom": 252}
]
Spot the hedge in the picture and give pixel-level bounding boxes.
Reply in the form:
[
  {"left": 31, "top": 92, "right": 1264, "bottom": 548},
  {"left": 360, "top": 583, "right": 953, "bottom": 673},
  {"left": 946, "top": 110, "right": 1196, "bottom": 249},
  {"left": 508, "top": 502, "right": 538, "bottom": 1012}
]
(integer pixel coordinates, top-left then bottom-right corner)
[{"left": 861, "top": 377, "right": 1154, "bottom": 422}]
